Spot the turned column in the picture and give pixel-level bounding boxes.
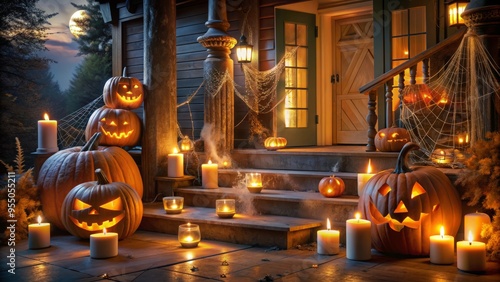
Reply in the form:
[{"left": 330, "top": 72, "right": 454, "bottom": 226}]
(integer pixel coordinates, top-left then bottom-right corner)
[
  {"left": 197, "top": 0, "right": 237, "bottom": 159},
  {"left": 142, "top": 0, "right": 177, "bottom": 200}
]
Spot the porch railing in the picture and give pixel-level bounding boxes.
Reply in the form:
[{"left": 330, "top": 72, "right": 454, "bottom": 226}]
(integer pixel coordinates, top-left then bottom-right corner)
[{"left": 358, "top": 28, "right": 467, "bottom": 151}]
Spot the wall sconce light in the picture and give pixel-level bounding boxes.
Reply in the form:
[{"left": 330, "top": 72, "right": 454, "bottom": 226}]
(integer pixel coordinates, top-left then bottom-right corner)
[
  {"left": 236, "top": 35, "right": 253, "bottom": 63},
  {"left": 447, "top": 0, "right": 468, "bottom": 27}
]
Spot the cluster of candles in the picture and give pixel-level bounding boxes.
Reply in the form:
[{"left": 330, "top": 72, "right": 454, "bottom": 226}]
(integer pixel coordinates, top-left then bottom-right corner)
[{"left": 317, "top": 211, "right": 490, "bottom": 272}]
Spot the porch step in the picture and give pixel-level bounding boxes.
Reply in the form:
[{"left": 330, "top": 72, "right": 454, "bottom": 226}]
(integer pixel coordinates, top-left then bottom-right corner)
[
  {"left": 229, "top": 147, "right": 399, "bottom": 172},
  {"left": 140, "top": 203, "right": 322, "bottom": 249},
  {"left": 173, "top": 187, "right": 358, "bottom": 231},
  {"left": 218, "top": 168, "right": 358, "bottom": 195}
]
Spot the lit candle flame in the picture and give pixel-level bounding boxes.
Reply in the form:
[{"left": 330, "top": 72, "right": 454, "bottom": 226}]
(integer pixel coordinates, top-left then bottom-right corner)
[
  {"left": 355, "top": 212, "right": 361, "bottom": 221},
  {"left": 37, "top": 215, "right": 42, "bottom": 225},
  {"left": 440, "top": 225, "right": 444, "bottom": 239},
  {"left": 103, "top": 228, "right": 107, "bottom": 235},
  {"left": 223, "top": 206, "right": 229, "bottom": 212},
  {"left": 184, "top": 235, "right": 193, "bottom": 242},
  {"left": 367, "top": 159, "right": 372, "bottom": 174},
  {"left": 208, "top": 160, "right": 212, "bottom": 165},
  {"left": 44, "top": 113, "right": 49, "bottom": 120},
  {"left": 326, "top": 218, "right": 331, "bottom": 231},
  {"left": 468, "top": 230, "right": 473, "bottom": 245},
  {"left": 173, "top": 147, "right": 178, "bottom": 154}
]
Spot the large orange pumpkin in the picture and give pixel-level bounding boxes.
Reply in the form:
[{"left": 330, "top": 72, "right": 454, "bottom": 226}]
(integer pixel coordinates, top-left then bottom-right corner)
[
  {"left": 85, "top": 106, "right": 142, "bottom": 147},
  {"left": 61, "top": 169, "right": 143, "bottom": 240},
  {"left": 359, "top": 142, "right": 461, "bottom": 256},
  {"left": 37, "top": 133, "right": 143, "bottom": 230},
  {"left": 103, "top": 68, "right": 144, "bottom": 110}
]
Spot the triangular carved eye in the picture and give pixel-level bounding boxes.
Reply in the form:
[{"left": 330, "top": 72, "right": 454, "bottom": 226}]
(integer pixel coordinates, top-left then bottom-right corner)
[
  {"left": 378, "top": 184, "right": 391, "bottom": 196},
  {"left": 73, "top": 199, "right": 91, "bottom": 211},
  {"left": 394, "top": 200, "right": 408, "bottom": 213},
  {"left": 100, "top": 197, "right": 123, "bottom": 211},
  {"left": 411, "top": 182, "right": 426, "bottom": 199}
]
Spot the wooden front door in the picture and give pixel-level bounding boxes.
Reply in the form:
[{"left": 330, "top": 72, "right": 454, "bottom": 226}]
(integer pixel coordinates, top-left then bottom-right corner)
[
  {"left": 276, "top": 9, "right": 317, "bottom": 147},
  {"left": 333, "top": 14, "right": 374, "bottom": 144}
]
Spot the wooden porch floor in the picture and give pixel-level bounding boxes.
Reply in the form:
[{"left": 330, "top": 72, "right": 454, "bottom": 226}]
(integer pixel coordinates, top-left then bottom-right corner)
[{"left": 2, "top": 230, "right": 499, "bottom": 281}]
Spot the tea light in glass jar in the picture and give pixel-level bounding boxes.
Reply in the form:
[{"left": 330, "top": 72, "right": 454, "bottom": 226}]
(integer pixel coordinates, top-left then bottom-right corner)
[
  {"left": 163, "top": 196, "right": 184, "bottom": 214},
  {"left": 216, "top": 199, "right": 236, "bottom": 218},
  {"left": 178, "top": 223, "right": 201, "bottom": 248},
  {"left": 246, "top": 172, "right": 263, "bottom": 193}
]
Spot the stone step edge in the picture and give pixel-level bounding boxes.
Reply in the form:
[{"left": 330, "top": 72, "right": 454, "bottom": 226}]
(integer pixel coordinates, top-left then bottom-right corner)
[
  {"left": 218, "top": 168, "right": 357, "bottom": 179},
  {"left": 143, "top": 203, "right": 323, "bottom": 232},
  {"left": 174, "top": 187, "right": 359, "bottom": 205}
]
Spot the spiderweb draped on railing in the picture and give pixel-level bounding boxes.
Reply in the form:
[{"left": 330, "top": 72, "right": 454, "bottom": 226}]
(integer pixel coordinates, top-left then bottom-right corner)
[{"left": 401, "top": 28, "right": 500, "bottom": 167}]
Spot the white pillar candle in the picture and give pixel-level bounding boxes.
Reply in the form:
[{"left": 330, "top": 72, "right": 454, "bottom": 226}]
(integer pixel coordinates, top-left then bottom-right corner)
[
  {"left": 28, "top": 216, "right": 50, "bottom": 249},
  {"left": 457, "top": 231, "right": 486, "bottom": 272},
  {"left": 317, "top": 218, "right": 339, "bottom": 255},
  {"left": 167, "top": 148, "right": 184, "bottom": 177},
  {"left": 464, "top": 212, "right": 491, "bottom": 243},
  {"left": 90, "top": 228, "right": 118, "bottom": 259},
  {"left": 37, "top": 113, "right": 58, "bottom": 153},
  {"left": 346, "top": 213, "right": 371, "bottom": 260},
  {"left": 201, "top": 160, "right": 218, "bottom": 188},
  {"left": 430, "top": 226, "right": 454, "bottom": 264},
  {"left": 357, "top": 159, "right": 374, "bottom": 196}
]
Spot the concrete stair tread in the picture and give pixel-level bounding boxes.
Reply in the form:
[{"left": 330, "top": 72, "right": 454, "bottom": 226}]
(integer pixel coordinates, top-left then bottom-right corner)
[
  {"left": 143, "top": 203, "right": 322, "bottom": 232},
  {"left": 175, "top": 187, "right": 359, "bottom": 205},
  {"left": 219, "top": 168, "right": 357, "bottom": 179}
]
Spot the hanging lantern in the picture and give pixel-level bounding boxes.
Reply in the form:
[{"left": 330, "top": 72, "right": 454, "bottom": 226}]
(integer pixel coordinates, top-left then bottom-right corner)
[
  {"left": 178, "top": 135, "right": 194, "bottom": 152},
  {"left": 447, "top": 0, "right": 468, "bottom": 27},
  {"left": 236, "top": 35, "right": 253, "bottom": 63}
]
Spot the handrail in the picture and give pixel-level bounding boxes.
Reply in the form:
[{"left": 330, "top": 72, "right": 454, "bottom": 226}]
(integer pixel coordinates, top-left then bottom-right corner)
[{"left": 359, "top": 28, "right": 467, "bottom": 94}]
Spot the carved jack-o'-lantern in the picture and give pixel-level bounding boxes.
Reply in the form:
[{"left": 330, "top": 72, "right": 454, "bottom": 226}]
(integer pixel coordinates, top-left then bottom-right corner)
[
  {"left": 103, "top": 68, "right": 144, "bottom": 110},
  {"left": 359, "top": 142, "right": 462, "bottom": 256},
  {"left": 61, "top": 169, "right": 143, "bottom": 240},
  {"left": 374, "top": 126, "right": 411, "bottom": 152},
  {"left": 318, "top": 175, "right": 345, "bottom": 198},
  {"left": 85, "top": 106, "right": 141, "bottom": 147}
]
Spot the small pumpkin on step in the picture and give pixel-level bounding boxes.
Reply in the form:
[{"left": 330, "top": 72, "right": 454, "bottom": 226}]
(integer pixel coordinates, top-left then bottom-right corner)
[{"left": 318, "top": 175, "right": 345, "bottom": 198}]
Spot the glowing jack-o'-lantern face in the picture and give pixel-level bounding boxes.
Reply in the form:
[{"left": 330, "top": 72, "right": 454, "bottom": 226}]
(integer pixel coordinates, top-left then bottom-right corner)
[
  {"left": 103, "top": 72, "right": 144, "bottom": 110},
  {"left": 374, "top": 126, "right": 411, "bottom": 152},
  {"left": 61, "top": 169, "right": 143, "bottom": 240},
  {"left": 359, "top": 143, "right": 462, "bottom": 256},
  {"left": 85, "top": 106, "right": 141, "bottom": 147}
]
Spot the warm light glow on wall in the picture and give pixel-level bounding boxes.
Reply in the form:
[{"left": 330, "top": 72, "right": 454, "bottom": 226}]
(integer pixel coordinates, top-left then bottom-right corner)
[{"left": 447, "top": 1, "right": 468, "bottom": 27}]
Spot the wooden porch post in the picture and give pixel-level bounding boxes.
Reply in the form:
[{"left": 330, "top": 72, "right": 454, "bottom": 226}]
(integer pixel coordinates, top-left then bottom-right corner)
[
  {"left": 197, "top": 0, "right": 237, "bottom": 159},
  {"left": 366, "top": 90, "right": 377, "bottom": 152},
  {"left": 142, "top": 0, "right": 177, "bottom": 201}
]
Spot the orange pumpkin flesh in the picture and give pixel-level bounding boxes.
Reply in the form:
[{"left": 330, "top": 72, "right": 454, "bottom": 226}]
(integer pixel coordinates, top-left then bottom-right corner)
[
  {"left": 359, "top": 142, "right": 462, "bottom": 256},
  {"left": 61, "top": 169, "right": 143, "bottom": 240},
  {"left": 37, "top": 133, "right": 143, "bottom": 230},
  {"left": 318, "top": 176, "right": 345, "bottom": 198}
]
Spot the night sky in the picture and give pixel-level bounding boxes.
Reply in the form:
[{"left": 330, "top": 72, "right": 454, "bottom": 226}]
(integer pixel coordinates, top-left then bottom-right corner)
[{"left": 37, "top": 0, "right": 87, "bottom": 91}]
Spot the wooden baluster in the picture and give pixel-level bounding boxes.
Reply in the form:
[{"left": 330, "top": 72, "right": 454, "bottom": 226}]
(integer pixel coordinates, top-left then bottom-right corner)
[
  {"left": 410, "top": 65, "right": 417, "bottom": 85},
  {"left": 397, "top": 72, "right": 405, "bottom": 127},
  {"left": 422, "top": 58, "right": 429, "bottom": 84},
  {"left": 366, "top": 90, "right": 377, "bottom": 152},
  {"left": 385, "top": 80, "right": 393, "bottom": 128}
]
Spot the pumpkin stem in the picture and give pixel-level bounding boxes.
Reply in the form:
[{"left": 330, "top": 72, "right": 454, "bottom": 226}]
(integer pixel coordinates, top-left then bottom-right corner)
[
  {"left": 122, "top": 67, "right": 127, "bottom": 76},
  {"left": 81, "top": 132, "right": 102, "bottom": 151},
  {"left": 95, "top": 168, "right": 110, "bottom": 185},
  {"left": 394, "top": 142, "right": 420, "bottom": 174}
]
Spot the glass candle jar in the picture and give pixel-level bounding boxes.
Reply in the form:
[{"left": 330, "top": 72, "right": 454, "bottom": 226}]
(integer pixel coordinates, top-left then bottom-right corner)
[
  {"left": 163, "top": 196, "right": 184, "bottom": 214},
  {"left": 178, "top": 223, "right": 201, "bottom": 248},
  {"left": 246, "top": 172, "right": 263, "bottom": 193},
  {"left": 216, "top": 199, "right": 236, "bottom": 218}
]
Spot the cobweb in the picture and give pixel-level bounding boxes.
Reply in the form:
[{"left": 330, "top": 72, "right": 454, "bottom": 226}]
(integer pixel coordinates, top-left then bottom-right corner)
[
  {"left": 58, "top": 95, "right": 104, "bottom": 148},
  {"left": 401, "top": 28, "right": 500, "bottom": 167}
]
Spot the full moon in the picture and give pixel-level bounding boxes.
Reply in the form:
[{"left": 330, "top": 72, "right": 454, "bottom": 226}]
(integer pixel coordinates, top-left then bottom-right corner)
[{"left": 69, "top": 10, "right": 89, "bottom": 38}]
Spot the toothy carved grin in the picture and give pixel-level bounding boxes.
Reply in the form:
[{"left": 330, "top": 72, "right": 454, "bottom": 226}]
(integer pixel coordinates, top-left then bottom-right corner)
[
  {"left": 69, "top": 213, "right": 125, "bottom": 231},
  {"left": 101, "top": 128, "right": 134, "bottom": 139},
  {"left": 369, "top": 201, "right": 429, "bottom": 232},
  {"left": 118, "top": 93, "right": 142, "bottom": 103}
]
